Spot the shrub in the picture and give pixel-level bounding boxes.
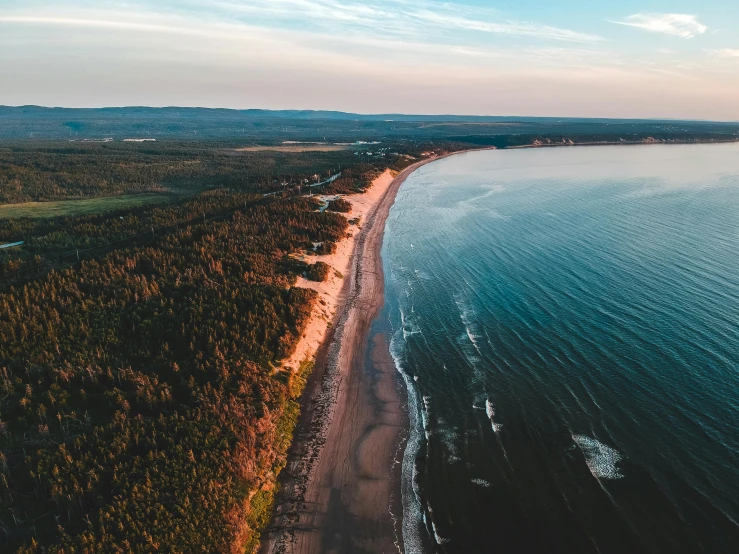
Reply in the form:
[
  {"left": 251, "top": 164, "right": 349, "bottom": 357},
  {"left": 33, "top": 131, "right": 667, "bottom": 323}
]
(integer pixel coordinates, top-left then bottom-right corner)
[
  {"left": 327, "top": 198, "right": 352, "bottom": 213},
  {"left": 315, "top": 241, "right": 337, "bottom": 255},
  {"left": 305, "top": 261, "right": 330, "bottom": 282}
]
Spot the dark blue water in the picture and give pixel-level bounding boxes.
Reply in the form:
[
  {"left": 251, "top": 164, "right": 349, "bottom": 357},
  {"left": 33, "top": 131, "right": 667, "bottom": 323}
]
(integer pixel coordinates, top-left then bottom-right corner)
[{"left": 382, "top": 144, "right": 739, "bottom": 554}]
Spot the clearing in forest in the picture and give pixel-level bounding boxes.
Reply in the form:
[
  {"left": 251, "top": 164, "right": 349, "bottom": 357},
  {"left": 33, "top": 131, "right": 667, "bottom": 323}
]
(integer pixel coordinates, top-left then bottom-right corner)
[{"left": 0, "top": 193, "right": 174, "bottom": 218}]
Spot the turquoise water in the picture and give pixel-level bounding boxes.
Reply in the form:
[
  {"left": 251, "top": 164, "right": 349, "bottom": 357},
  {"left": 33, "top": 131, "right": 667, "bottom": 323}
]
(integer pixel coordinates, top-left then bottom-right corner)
[{"left": 382, "top": 144, "right": 739, "bottom": 553}]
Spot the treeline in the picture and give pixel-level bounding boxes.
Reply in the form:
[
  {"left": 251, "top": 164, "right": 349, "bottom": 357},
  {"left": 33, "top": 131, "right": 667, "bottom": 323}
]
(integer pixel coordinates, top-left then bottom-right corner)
[
  {"left": 0, "top": 140, "right": 468, "bottom": 204},
  {"left": 0, "top": 142, "right": 361, "bottom": 203},
  {"left": 322, "top": 163, "right": 386, "bottom": 195},
  {"left": 0, "top": 193, "right": 348, "bottom": 553},
  {"left": 3, "top": 106, "right": 738, "bottom": 142},
  {"left": 0, "top": 191, "right": 265, "bottom": 280}
]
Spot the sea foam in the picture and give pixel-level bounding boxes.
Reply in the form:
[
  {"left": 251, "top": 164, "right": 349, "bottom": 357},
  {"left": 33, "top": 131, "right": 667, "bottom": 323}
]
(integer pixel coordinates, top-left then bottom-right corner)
[
  {"left": 390, "top": 324, "right": 428, "bottom": 554},
  {"left": 572, "top": 434, "right": 624, "bottom": 480},
  {"left": 486, "top": 399, "right": 503, "bottom": 433},
  {"left": 432, "top": 521, "right": 451, "bottom": 545}
]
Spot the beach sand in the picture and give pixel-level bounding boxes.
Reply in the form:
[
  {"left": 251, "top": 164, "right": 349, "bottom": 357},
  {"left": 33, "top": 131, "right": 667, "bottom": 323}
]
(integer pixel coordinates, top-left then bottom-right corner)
[
  {"left": 279, "top": 169, "right": 396, "bottom": 375},
  {"left": 261, "top": 162, "right": 424, "bottom": 554}
]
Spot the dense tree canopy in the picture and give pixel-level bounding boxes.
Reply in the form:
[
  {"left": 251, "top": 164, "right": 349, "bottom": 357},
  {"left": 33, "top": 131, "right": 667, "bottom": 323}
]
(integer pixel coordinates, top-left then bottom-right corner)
[
  {"left": 0, "top": 192, "right": 347, "bottom": 553},
  {"left": 0, "top": 142, "right": 420, "bottom": 204}
]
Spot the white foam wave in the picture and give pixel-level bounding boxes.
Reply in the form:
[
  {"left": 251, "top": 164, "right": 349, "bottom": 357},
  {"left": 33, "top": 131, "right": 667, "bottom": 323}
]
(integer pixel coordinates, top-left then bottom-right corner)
[
  {"left": 572, "top": 434, "right": 624, "bottom": 480},
  {"left": 421, "top": 395, "right": 431, "bottom": 432},
  {"left": 431, "top": 521, "right": 450, "bottom": 545},
  {"left": 389, "top": 325, "right": 428, "bottom": 554},
  {"left": 454, "top": 293, "right": 483, "bottom": 353},
  {"left": 472, "top": 395, "right": 486, "bottom": 411},
  {"left": 485, "top": 398, "right": 503, "bottom": 433},
  {"left": 437, "top": 426, "right": 461, "bottom": 464},
  {"left": 485, "top": 399, "right": 495, "bottom": 419},
  {"left": 399, "top": 306, "right": 422, "bottom": 340},
  {"left": 472, "top": 478, "right": 491, "bottom": 488}
]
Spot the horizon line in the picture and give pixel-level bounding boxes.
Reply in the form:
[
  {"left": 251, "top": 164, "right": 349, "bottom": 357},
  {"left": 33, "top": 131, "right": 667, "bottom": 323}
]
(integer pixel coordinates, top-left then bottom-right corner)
[{"left": 1, "top": 105, "right": 737, "bottom": 125}]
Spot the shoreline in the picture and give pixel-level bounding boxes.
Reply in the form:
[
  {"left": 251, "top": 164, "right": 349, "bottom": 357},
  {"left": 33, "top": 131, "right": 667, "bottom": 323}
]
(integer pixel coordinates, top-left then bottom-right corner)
[
  {"left": 260, "top": 155, "right": 449, "bottom": 554},
  {"left": 505, "top": 138, "right": 739, "bottom": 150},
  {"left": 257, "top": 139, "right": 738, "bottom": 553},
  {"left": 258, "top": 139, "right": 738, "bottom": 553}
]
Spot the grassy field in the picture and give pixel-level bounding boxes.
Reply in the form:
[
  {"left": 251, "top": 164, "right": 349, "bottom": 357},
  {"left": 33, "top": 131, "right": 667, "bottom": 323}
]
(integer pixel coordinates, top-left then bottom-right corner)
[{"left": 0, "top": 193, "right": 175, "bottom": 218}]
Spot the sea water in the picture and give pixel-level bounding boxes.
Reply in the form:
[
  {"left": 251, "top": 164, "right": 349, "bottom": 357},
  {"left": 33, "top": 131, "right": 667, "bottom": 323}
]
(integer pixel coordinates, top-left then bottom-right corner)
[{"left": 382, "top": 144, "right": 739, "bottom": 553}]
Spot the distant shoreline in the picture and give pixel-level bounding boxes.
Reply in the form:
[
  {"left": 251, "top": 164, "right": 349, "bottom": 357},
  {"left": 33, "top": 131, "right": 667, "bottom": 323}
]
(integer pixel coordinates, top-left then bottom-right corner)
[{"left": 504, "top": 138, "right": 739, "bottom": 150}]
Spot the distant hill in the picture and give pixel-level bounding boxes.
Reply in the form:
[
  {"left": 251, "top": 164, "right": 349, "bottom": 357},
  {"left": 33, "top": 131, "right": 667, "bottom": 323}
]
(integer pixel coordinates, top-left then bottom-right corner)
[
  {"left": 1, "top": 105, "right": 737, "bottom": 142},
  {"left": 2, "top": 105, "right": 731, "bottom": 124}
]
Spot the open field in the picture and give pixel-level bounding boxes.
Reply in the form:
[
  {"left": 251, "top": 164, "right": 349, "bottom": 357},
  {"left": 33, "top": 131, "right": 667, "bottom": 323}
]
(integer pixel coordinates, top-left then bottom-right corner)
[
  {"left": 234, "top": 145, "right": 350, "bottom": 152},
  {"left": 0, "top": 193, "right": 174, "bottom": 218}
]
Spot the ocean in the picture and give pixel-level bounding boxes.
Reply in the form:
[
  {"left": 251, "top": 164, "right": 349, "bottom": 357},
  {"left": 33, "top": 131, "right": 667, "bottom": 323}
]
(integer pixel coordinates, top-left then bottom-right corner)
[{"left": 380, "top": 144, "right": 739, "bottom": 553}]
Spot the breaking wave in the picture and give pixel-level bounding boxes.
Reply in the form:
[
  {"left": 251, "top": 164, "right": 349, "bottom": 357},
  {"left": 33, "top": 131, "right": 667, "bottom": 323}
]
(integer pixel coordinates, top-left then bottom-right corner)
[
  {"left": 390, "top": 324, "right": 428, "bottom": 554},
  {"left": 486, "top": 398, "right": 503, "bottom": 433},
  {"left": 572, "top": 435, "right": 624, "bottom": 480}
]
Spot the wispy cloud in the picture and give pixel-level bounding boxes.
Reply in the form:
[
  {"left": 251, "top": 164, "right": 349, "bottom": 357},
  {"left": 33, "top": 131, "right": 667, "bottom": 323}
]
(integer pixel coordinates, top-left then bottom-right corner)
[
  {"left": 710, "top": 48, "right": 739, "bottom": 58},
  {"left": 611, "top": 13, "right": 707, "bottom": 39},
  {"left": 1, "top": 0, "right": 602, "bottom": 44},
  {"left": 0, "top": 15, "right": 192, "bottom": 34},
  {"left": 407, "top": 9, "right": 602, "bottom": 43}
]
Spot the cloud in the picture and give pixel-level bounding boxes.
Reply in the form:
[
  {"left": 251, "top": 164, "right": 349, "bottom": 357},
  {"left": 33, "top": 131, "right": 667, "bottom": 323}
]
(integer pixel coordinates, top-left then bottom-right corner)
[
  {"left": 0, "top": 1, "right": 602, "bottom": 44},
  {"left": 612, "top": 13, "right": 707, "bottom": 38},
  {"left": 710, "top": 48, "right": 739, "bottom": 58},
  {"left": 0, "top": 15, "right": 193, "bottom": 34},
  {"left": 209, "top": 0, "right": 602, "bottom": 42},
  {"left": 408, "top": 10, "right": 602, "bottom": 43}
]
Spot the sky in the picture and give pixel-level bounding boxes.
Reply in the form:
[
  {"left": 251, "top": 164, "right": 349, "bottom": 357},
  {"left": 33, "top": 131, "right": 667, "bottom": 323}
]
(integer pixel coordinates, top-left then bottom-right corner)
[{"left": 1, "top": 0, "right": 738, "bottom": 120}]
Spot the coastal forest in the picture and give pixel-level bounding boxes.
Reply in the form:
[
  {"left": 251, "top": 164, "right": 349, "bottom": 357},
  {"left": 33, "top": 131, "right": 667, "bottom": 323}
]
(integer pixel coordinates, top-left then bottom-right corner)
[
  {"left": 0, "top": 141, "right": 359, "bottom": 203},
  {"left": 0, "top": 140, "right": 425, "bottom": 553}
]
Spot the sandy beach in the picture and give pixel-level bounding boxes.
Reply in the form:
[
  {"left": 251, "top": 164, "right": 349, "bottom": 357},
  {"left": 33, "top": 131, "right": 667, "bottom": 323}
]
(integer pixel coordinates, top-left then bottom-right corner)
[
  {"left": 261, "top": 160, "right": 429, "bottom": 554},
  {"left": 278, "top": 169, "right": 395, "bottom": 376}
]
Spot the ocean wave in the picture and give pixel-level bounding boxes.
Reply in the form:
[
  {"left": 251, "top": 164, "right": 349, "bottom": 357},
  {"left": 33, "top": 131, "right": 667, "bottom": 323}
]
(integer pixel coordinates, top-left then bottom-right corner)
[
  {"left": 457, "top": 184, "right": 507, "bottom": 208},
  {"left": 399, "top": 306, "right": 422, "bottom": 340},
  {"left": 414, "top": 268, "right": 432, "bottom": 281},
  {"left": 472, "top": 478, "right": 492, "bottom": 488},
  {"left": 437, "top": 425, "right": 462, "bottom": 464},
  {"left": 572, "top": 434, "right": 624, "bottom": 480},
  {"left": 431, "top": 521, "right": 451, "bottom": 545},
  {"left": 421, "top": 396, "right": 431, "bottom": 433},
  {"left": 454, "top": 293, "right": 483, "bottom": 354},
  {"left": 390, "top": 325, "right": 429, "bottom": 554},
  {"left": 486, "top": 399, "right": 503, "bottom": 433}
]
